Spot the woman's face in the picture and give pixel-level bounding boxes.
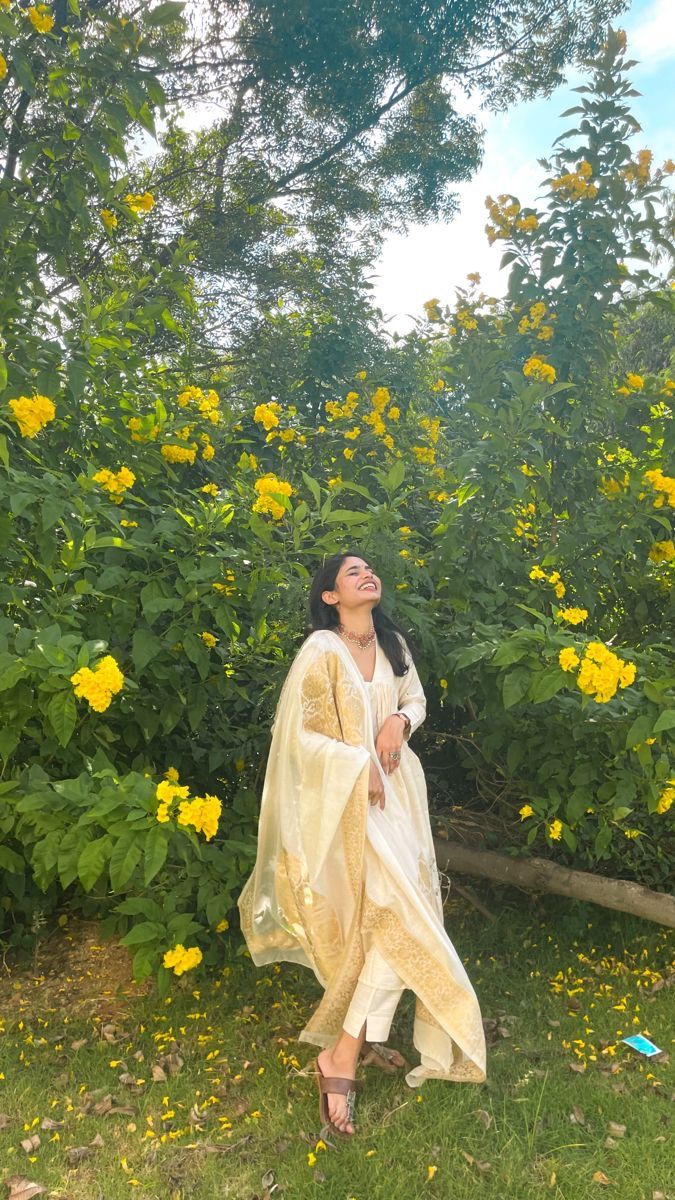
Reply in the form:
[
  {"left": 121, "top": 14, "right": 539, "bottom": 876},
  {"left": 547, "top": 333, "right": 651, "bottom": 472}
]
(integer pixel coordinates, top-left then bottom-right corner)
[{"left": 322, "top": 556, "right": 381, "bottom": 612}]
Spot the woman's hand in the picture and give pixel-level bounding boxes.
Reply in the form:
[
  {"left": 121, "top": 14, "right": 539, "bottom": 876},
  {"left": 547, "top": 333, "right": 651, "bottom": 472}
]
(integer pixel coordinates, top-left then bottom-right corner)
[
  {"left": 368, "top": 760, "right": 385, "bottom": 809},
  {"left": 375, "top": 714, "right": 406, "bottom": 776}
]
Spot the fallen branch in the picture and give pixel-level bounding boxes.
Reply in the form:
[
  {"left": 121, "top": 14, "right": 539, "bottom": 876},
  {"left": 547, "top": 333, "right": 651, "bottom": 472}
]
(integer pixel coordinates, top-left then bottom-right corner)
[{"left": 433, "top": 839, "right": 675, "bottom": 928}]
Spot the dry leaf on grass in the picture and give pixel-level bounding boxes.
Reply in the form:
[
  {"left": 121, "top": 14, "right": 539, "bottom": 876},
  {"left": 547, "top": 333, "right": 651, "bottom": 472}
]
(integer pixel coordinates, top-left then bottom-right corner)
[
  {"left": 592, "top": 1170, "right": 612, "bottom": 1186},
  {"left": 39, "top": 1118, "right": 63, "bottom": 1131},
  {"left": 472, "top": 1109, "right": 493, "bottom": 1130},
  {"left": 607, "top": 1121, "right": 626, "bottom": 1137},
  {"left": 151, "top": 1064, "right": 168, "bottom": 1082},
  {"left": 70, "top": 1039, "right": 87, "bottom": 1051},
  {"left": 65, "top": 1146, "right": 92, "bottom": 1166},
  {"left": 0, "top": 1114, "right": 12, "bottom": 1131},
  {"left": 460, "top": 1150, "right": 492, "bottom": 1173},
  {"left": 4, "top": 1177, "right": 46, "bottom": 1200},
  {"left": 569, "top": 1106, "right": 587, "bottom": 1126},
  {"left": 20, "top": 1135, "right": 40, "bottom": 1154}
]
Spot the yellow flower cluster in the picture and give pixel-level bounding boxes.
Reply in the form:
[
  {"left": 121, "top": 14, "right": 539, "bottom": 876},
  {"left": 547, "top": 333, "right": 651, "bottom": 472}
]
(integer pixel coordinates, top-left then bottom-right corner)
[
  {"left": 484, "top": 194, "right": 538, "bottom": 244},
  {"left": 27, "top": 4, "right": 54, "bottom": 32},
  {"left": 178, "top": 385, "right": 221, "bottom": 424},
  {"left": 412, "top": 445, "right": 436, "bottom": 465},
  {"left": 100, "top": 209, "right": 117, "bottom": 230},
  {"left": 0, "top": 53, "right": 6, "bottom": 81},
  {"left": 93, "top": 465, "right": 135, "bottom": 503},
  {"left": 599, "top": 471, "right": 629, "bottom": 498},
  {"left": 656, "top": 784, "right": 674, "bottom": 815},
  {"left": 126, "top": 416, "right": 160, "bottom": 443},
  {"left": 523, "top": 356, "right": 556, "bottom": 383},
  {"left": 550, "top": 160, "right": 598, "bottom": 201},
  {"left": 547, "top": 819, "right": 563, "bottom": 841},
  {"left": 625, "top": 373, "right": 644, "bottom": 391},
  {"left": 558, "top": 607, "right": 588, "bottom": 625},
  {"left": 620, "top": 149, "right": 653, "bottom": 186},
  {"left": 514, "top": 501, "right": 537, "bottom": 541},
  {"left": 559, "top": 647, "right": 580, "bottom": 672},
  {"left": 648, "top": 540, "right": 675, "bottom": 563},
  {"left": 201, "top": 482, "right": 218, "bottom": 497},
  {"left": 565, "top": 641, "right": 636, "bottom": 703},
  {"left": 423, "top": 298, "right": 442, "bottom": 321},
  {"left": 325, "top": 391, "right": 359, "bottom": 421},
  {"left": 419, "top": 416, "right": 440, "bottom": 444},
  {"left": 125, "top": 191, "right": 155, "bottom": 214},
  {"left": 252, "top": 472, "right": 293, "bottom": 519},
  {"left": 518, "top": 301, "right": 556, "bottom": 341},
  {"left": 213, "top": 568, "right": 236, "bottom": 596},
  {"left": 529, "top": 565, "right": 566, "bottom": 598},
  {"left": 163, "top": 944, "right": 203, "bottom": 976},
  {"left": 71, "top": 655, "right": 124, "bottom": 713},
  {"left": 253, "top": 401, "right": 281, "bottom": 431},
  {"left": 8, "top": 393, "right": 56, "bottom": 438},
  {"left": 456, "top": 308, "right": 478, "bottom": 331},
  {"left": 161, "top": 443, "right": 197, "bottom": 464},
  {"left": 201, "top": 631, "right": 217, "bottom": 648},
  {"left": 177, "top": 794, "right": 222, "bottom": 841},
  {"left": 156, "top": 778, "right": 190, "bottom": 822},
  {"left": 644, "top": 468, "right": 675, "bottom": 508}
]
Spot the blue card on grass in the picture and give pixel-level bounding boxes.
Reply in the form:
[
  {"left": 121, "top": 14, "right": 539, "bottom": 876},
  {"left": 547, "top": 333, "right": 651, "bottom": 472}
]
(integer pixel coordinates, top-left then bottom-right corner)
[{"left": 621, "top": 1034, "right": 662, "bottom": 1057}]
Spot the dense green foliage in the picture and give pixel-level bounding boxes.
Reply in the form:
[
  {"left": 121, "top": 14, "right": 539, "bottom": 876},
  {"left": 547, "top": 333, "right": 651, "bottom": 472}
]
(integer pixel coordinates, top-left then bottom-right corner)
[{"left": 0, "top": 2, "right": 673, "bottom": 985}]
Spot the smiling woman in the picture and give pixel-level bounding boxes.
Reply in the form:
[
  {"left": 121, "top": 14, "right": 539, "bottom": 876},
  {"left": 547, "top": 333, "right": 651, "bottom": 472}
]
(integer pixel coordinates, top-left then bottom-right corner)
[{"left": 237, "top": 552, "right": 487, "bottom": 1140}]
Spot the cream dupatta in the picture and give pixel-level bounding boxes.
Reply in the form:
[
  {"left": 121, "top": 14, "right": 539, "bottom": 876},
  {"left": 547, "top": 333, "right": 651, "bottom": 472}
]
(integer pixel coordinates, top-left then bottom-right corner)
[{"left": 237, "top": 629, "right": 487, "bottom": 1086}]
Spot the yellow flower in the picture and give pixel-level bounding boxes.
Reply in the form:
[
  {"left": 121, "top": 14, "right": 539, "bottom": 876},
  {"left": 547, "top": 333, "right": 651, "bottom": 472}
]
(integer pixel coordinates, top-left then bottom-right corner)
[
  {"left": 163, "top": 944, "right": 203, "bottom": 976},
  {"left": 252, "top": 472, "right": 293, "bottom": 519},
  {"left": 547, "top": 819, "right": 563, "bottom": 841},
  {"left": 558, "top": 607, "right": 588, "bottom": 625},
  {"left": 412, "top": 445, "right": 436, "bottom": 465},
  {"left": 344, "top": 426, "right": 361, "bottom": 440},
  {"left": 92, "top": 465, "right": 136, "bottom": 503},
  {"left": 71, "top": 655, "right": 124, "bottom": 713},
  {"left": 371, "top": 387, "right": 391, "bottom": 411},
  {"left": 307, "top": 1152, "right": 317, "bottom": 1167},
  {"left": 648, "top": 540, "right": 675, "bottom": 563},
  {"left": 0, "top": 54, "right": 6, "bottom": 81},
  {"left": 125, "top": 191, "right": 155, "bottom": 214},
  {"left": 165, "top": 767, "right": 180, "bottom": 782},
  {"left": 519, "top": 804, "right": 535, "bottom": 819},
  {"left": 523, "top": 356, "right": 556, "bottom": 384},
  {"left": 253, "top": 401, "right": 281, "bottom": 430},
  {"left": 161, "top": 443, "right": 197, "bottom": 464},
  {"left": 100, "top": 209, "right": 118, "bottom": 230},
  {"left": 656, "top": 785, "right": 675, "bottom": 815},
  {"left": 423, "top": 298, "right": 441, "bottom": 321},
  {"left": 529, "top": 565, "right": 546, "bottom": 580},
  {"left": 201, "top": 631, "right": 218, "bottom": 648},
  {"left": 625, "top": 373, "right": 644, "bottom": 390},
  {"left": 202, "top": 443, "right": 215, "bottom": 461},
  {"left": 27, "top": 4, "right": 54, "bottom": 33},
  {"left": 431, "top": 379, "right": 445, "bottom": 392},
  {"left": 343, "top": 447, "right": 355, "bottom": 461},
  {"left": 120, "top": 519, "right": 138, "bottom": 528},
  {"left": 427, "top": 1166, "right": 438, "bottom": 1181},
  {"left": 559, "top": 647, "right": 580, "bottom": 672},
  {"left": 177, "top": 793, "right": 222, "bottom": 841},
  {"left": 439, "top": 678, "right": 448, "bottom": 689},
  {"left": 201, "top": 483, "right": 218, "bottom": 497},
  {"left": 8, "top": 393, "right": 56, "bottom": 438},
  {"left": 215, "top": 919, "right": 229, "bottom": 933},
  {"left": 388, "top": 406, "right": 400, "bottom": 421},
  {"left": 355, "top": 370, "right": 367, "bottom": 380}
]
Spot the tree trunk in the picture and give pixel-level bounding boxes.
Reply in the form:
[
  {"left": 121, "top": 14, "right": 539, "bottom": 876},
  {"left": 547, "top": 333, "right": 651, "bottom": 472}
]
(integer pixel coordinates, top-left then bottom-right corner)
[{"left": 433, "top": 839, "right": 675, "bottom": 928}]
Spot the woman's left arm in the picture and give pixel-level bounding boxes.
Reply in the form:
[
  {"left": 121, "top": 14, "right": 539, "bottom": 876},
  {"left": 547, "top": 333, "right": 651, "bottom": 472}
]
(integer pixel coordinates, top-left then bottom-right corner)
[{"left": 396, "top": 651, "right": 426, "bottom": 737}]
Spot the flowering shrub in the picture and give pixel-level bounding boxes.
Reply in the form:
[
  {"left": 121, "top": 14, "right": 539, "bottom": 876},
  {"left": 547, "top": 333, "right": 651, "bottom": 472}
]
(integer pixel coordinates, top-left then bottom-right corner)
[{"left": 0, "top": 23, "right": 672, "bottom": 983}]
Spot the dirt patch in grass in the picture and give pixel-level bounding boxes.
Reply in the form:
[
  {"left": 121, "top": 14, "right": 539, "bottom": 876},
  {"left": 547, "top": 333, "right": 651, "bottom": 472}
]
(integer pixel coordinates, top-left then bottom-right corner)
[{"left": 0, "top": 919, "right": 151, "bottom": 1021}]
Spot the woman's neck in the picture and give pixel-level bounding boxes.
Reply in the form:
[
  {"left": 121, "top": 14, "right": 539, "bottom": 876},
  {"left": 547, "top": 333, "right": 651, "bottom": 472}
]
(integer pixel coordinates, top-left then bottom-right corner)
[{"left": 337, "top": 609, "right": 375, "bottom": 637}]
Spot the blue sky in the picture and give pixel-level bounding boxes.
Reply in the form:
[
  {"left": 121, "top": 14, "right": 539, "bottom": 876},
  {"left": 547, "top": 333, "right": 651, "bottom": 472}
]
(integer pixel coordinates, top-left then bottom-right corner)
[{"left": 373, "top": 0, "right": 675, "bottom": 331}]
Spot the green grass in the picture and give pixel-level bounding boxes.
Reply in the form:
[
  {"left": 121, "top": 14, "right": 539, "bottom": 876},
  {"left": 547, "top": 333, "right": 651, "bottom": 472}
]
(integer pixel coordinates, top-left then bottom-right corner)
[{"left": 1, "top": 886, "right": 673, "bottom": 1200}]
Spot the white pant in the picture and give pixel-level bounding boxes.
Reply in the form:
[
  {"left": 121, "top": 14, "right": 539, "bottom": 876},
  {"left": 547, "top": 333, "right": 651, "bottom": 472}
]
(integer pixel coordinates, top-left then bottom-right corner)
[{"left": 342, "top": 946, "right": 405, "bottom": 1040}]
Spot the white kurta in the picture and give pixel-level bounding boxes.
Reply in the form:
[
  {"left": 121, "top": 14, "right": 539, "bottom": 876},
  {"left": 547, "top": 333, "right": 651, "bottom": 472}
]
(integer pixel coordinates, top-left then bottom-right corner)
[{"left": 237, "top": 629, "right": 487, "bottom": 1086}]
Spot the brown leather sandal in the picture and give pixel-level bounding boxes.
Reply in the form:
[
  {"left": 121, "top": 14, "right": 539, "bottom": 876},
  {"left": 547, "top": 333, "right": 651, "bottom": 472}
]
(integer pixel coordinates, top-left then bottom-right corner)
[
  {"left": 314, "top": 1057, "right": 363, "bottom": 1137},
  {"left": 359, "top": 1041, "right": 408, "bottom": 1074}
]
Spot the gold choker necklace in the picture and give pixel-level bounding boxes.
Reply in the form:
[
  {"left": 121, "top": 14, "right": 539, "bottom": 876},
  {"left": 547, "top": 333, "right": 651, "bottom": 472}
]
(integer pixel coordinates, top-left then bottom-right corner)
[{"left": 338, "top": 623, "right": 376, "bottom": 649}]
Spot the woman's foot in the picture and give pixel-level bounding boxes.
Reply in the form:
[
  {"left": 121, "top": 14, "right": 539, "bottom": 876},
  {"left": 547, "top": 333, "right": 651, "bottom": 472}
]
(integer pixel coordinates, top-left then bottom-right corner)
[{"left": 316, "top": 1047, "right": 359, "bottom": 1135}]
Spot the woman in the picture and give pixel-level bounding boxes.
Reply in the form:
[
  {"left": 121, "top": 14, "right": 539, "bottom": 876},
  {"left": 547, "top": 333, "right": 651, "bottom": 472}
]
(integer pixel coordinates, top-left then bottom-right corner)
[{"left": 237, "top": 552, "right": 486, "bottom": 1136}]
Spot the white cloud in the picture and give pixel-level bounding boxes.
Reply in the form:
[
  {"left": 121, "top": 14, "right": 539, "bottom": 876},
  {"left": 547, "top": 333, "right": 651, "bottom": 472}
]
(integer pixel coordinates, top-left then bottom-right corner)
[{"left": 625, "top": 0, "right": 675, "bottom": 71}]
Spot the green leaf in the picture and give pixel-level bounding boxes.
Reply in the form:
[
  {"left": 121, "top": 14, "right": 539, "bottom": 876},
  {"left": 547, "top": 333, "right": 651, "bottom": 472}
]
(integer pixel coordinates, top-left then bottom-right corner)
[
  {"left": 144, "top": 824, "right": 168, "bottom": 885},
  {"left": 491, "top": 640, "right": 529, "bottom": 667},
  {"left": 625, "top": 714, "right": 654, "bottom": 748},
  {"left": 109, "top": 833, "right": 143, "bottom": 891},
  {"left": 652, "top": 709, "right": 675, "bottom": 733},
  {"left": 121, "top": 921, "right": 164, "bottom": 946},
  {"left": 0, "top": 654, "right": 26, "bottom": 692},
  {"left": 11, "top": 48, "right": 36, "bottom": 95},
  {"left": 47, "top": 690, "right": 77, "bottom": 748},
  {"left": 384, "top": 458, "right": 405, "bottom": 492},
  {"left": 502, "top": 668, "right": 530, "bottom": 710},
  {"left": 0, "top": 845, "right": 24, "bottom": 873},
  {"left": 78, "top": 836, "right": 111, "bottom": 891},
  {"left": 132, "top": 628, "right": 163, "bottom": 673},
  {"left": 145, "top": 1, "right": 186, "bottom": 25},
  {"left": 301, "top": 471, "right": 321, "bottom": 507}
]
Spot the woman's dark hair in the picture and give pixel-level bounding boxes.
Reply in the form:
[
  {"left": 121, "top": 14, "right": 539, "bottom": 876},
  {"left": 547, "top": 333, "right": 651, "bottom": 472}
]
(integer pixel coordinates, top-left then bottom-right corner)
[{"left": 307, "top": 550, "right": 414, "bottom": 677}]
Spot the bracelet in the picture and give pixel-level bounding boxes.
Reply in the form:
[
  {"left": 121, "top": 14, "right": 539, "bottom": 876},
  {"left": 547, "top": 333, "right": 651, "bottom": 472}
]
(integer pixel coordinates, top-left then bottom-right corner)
[{"left": 394, "top": 711, "right": 411, "bottom": 736}]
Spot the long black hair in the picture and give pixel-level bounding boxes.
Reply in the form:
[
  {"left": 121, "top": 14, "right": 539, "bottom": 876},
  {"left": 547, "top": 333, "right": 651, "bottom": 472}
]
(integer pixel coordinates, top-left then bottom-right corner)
[{"left": 307, "top": 550, "right": 414, "bottom": 677}]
